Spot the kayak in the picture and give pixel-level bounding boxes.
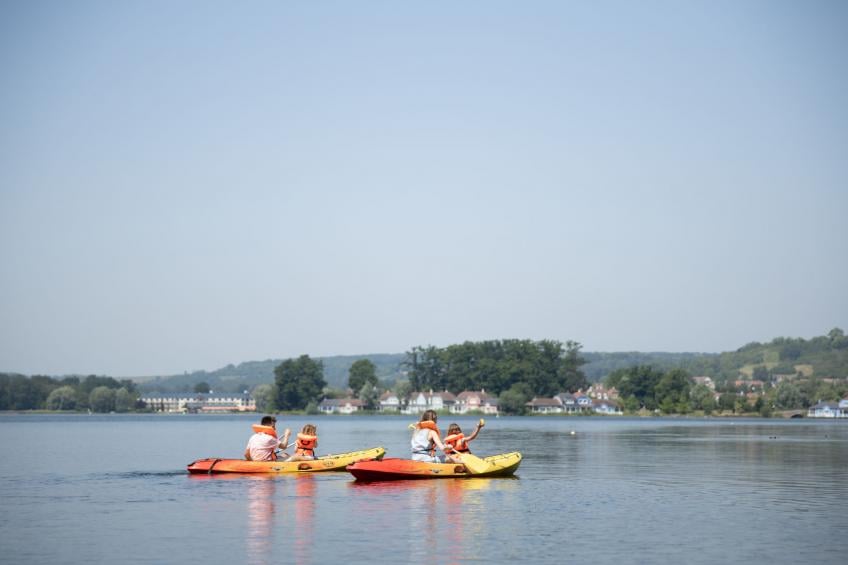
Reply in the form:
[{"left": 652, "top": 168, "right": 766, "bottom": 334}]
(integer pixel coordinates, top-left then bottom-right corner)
[
  {"left": 187, "top": 446, "right": 385, "bottom": 474},
  {"left": 346, "top": 452, "right": 522, "bottom": 481}
]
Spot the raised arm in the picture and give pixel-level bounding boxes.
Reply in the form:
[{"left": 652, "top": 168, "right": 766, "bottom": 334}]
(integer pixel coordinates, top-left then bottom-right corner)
[
  {"left": 464, "top": 421, "right": 485, "bottom": 443},
  {"left": 278, "top": 428, "right": 291, "bottom": 448}
]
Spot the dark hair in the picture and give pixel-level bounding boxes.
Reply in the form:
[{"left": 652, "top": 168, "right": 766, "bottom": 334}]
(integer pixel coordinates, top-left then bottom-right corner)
[
  {"left": 261, "top": 415, "right": 277, "bottom": 426},
  {"left": 419, "top": 410, "right": 437, "bottom": 423}
]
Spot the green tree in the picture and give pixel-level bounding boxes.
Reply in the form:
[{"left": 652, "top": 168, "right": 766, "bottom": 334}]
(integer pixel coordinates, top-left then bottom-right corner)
[
  {"left": 251, "top": 383, "right": 277, "bottom": 412},
  {"left": 655, "top": 369, "right": 692, "bottom": 407},
  {"left": 559, "top": 341, "right": 589, "bottom": 393},
  {"left": 358, "top": 382, "right": 379, "bottom": 410},
  {"left": 498, "top": 383, "right": 532, "bottom": 415},
  {"left": 89, "top": 386, "right": 116, "bottom": 413},
  {"left": 393, "top": 380, "right": 413, "bottom": 410},
  {"left": 275, "top": 355, "right": 326, "bottom": 410},
  {"left": 348, "top": 359, "right": 378, "bottom": 393},
  {"left": 46, "top": 386, "right": 77, "bottom": 411},
  {"left": 194, "top": 382, "right": 211, "bottom": 394},
  {"left": 774, "top": 382, "right": 803, "bottom": 409},
  {"left": 752, "top": 366, "right": 769, "bottom": 381},
  {"left": 612, "top": 366, "right": 663, "bottom": 410},
  {"left": 717, "top": 393, "right": 736, "bottom": 412},
  {"left": 114, "top": 388, "right": 134, "bottom": 412},
  {"left": 690, "top": 384, "right": 715, "bottom": 413}
]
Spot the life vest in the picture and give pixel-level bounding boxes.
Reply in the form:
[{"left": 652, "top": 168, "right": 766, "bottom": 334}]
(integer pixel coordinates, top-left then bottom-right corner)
[
  {"left": 415, "top": 420, "right": 441, "bottom": 436},
  {"left": 295, "top": 433, "right": 317, "bottom": 457},
  {"left": 444, "top": 432, "right": 469, "bottom": 453},
  {"left": 251, "top": 424, "right": 279, "bottom": 461},
  {"left": 252, "top": 424, "right": 277, "bottom": 438},
  {"left": 413, "top": 420, "right": 441, "bottom": 456}
]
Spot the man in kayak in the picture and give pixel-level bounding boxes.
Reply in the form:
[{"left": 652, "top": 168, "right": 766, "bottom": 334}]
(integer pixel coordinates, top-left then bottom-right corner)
[
  {"left": 410, "top": 410, "right": 452, "bottom": 463},
  {"left": 244, "top": 415, "right": 291, "bottom": 461}
]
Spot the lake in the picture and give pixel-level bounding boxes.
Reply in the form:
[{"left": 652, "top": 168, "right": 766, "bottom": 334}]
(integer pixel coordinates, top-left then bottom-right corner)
[{"left": 0, "top": 414, "right": 845, "bottom": 564}]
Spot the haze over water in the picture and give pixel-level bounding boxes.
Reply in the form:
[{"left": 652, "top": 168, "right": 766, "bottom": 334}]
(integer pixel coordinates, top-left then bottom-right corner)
[{"left": 1, "top": 415, "right": 845, "bottom": 564}]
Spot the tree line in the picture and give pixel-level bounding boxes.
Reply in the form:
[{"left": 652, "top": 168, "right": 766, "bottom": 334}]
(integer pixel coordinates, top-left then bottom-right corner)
[
  {"left": 267, "top": 340, "right": 592, "bottom": 413},
  {"left": 0, "top": 374, "right": 140, "bottom": 412}
]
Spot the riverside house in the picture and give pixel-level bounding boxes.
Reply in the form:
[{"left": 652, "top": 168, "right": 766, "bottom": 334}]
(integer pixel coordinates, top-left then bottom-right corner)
[
  {"left": 452, "top": 390, "right": 499, "bottom": 415},
  {"left": 378, "top": 391, "right": 402, "bottom": 412},
  {"left": 403, "top": 390, "right": 456, "bottom": 414},
  {"left": 527, "top": 393, "right": 623, "bottom": 415},
  {"left": 807, "top": 399, "right": 848, "bottom": 418},
  {"left": 318, "top": 398, "right": 364, "bottom": 414}
]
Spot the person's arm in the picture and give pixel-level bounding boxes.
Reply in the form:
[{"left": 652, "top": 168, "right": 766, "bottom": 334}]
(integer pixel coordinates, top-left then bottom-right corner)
[
  {"left": 464, "top": 422, "right": 484, "bottom": 443},
  {"left": 244, "top": 446, "right": 252, "bottom": 461},
  {"left": 278, "top": 428, "right": 291, "bottom": 449},
  {"left": 430, "top": 430, "right": 450, "bottom": 453}
]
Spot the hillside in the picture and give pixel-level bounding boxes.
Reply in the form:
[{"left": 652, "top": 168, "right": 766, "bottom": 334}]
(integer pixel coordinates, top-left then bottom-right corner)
[
  {"left": 135, "top": 329, "right": 848, "bottom": 394},
  {"left": 137, "top": 354, "right": 406, "bottom": 393}
]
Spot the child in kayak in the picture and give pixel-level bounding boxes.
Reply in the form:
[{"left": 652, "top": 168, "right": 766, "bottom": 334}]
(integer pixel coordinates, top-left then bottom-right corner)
[
  {"left": 444, "top": 419, "right": 485, "bottom": 456},
  {"left": 410, "top": 410, "right": 451, "bottom": 463},
  {"left": 285, "top": 423, "right": 318, "bottom": 462}
]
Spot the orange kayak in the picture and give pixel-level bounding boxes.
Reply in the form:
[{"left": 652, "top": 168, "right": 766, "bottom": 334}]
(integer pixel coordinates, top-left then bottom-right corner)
[{"left": 187, "top": 447, "right": 385, "bottom": 474}]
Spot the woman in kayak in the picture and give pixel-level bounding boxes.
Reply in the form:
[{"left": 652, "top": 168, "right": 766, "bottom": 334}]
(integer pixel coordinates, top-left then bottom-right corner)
[
  {"left": 410, "top": 410, "right": 452, "bottom": 462},
  {"left": 444, "top": 419, "right": 485, "bottom": 455},
  {"left": 284, "top": 423, "right": 318, "bottom": 462}
]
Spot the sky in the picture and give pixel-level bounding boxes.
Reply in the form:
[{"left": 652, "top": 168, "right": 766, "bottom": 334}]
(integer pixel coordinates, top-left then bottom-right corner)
[{"left": 1, "top": 1, "right": 846, "bottom": 377}]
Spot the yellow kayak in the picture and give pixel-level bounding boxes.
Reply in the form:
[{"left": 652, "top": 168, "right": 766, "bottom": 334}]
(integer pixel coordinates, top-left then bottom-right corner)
[
  {"left": 347, "top": 452, "right": 522, "bottom": 480},
  {"left": 187, "top": 446, "right": 385, "bottom": 474}
]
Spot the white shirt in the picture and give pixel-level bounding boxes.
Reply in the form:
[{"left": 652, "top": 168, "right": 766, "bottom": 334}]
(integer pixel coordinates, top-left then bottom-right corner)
[{"left": 246, "top": 433, "right": 280, "bottom": 461}]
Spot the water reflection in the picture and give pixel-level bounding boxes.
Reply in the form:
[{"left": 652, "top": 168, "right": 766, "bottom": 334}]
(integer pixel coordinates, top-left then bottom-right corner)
[
  {"left": 292, "top": 476, "right": 316, "bottom": 565},
  {"left": 245, "top": 477, "right": 276, "bottom": 565},
  {"left": 347, "top": 477, "right": 520, "bottom": 562},
  {"left": 189, "top": 474, "right": 318, "bottom": 565}
]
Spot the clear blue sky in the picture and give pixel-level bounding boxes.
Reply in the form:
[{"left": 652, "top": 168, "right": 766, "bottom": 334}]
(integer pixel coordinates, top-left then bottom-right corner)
[{"left": 1, "top": 1, "right": 846, "bottom": 377}]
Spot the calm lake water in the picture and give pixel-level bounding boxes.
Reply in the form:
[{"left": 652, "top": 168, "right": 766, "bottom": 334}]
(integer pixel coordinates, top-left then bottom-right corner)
[{"left": 0, "top": 414, "right": 846, "bottom": 564}]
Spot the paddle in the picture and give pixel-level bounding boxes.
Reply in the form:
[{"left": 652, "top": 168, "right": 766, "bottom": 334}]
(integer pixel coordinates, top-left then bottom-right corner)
[{"left": 449, "top": 450, "right": 491, "bottom": 474}]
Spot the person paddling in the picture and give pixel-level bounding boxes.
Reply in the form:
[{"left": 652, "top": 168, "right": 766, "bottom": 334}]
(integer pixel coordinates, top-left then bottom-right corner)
[
  {"left": 244, "top": 415, "right": 291, "bottom": 461},
  {"left": 410, "top": 410, "right": 451, "bottom": 463}
]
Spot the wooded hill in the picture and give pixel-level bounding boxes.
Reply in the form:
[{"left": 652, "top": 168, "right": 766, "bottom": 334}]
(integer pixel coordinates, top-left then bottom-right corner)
[{"left": 133, "top": 328, "right": 847, "bottom": 393}]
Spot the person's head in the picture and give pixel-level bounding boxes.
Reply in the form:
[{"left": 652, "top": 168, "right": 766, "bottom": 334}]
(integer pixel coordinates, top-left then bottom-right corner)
[
  {"left": 420, "top": 410, "right": 437, "bottom": 423},
  {"left": 301, "top": 423, "right": 317, "bottom": 435},
  {"left": 447, "top": 423, "right": 462, "bottom": 436},
  {"left": 260, "top": 415, "right": 277, "bottom": 427}
]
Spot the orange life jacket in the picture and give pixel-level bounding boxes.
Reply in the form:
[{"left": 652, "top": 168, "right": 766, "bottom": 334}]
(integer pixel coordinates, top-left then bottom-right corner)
[
  {"left": 444, "top": 432, "right": 470, "bottom": 453},
  {"left": 416, "top": 420, "right": 441, "bottom": 436},
  {"left": 295, "top": 433, "right": 317, "bottom": 457},
  {"left": 252, "top": 424, "right": 277, "bottom": 438},
  {"left": 414, "top": 420, "right": 441, "bottom": 456},
  {"left": 251, "top": 424, "right": 279, "bottom": 461}
]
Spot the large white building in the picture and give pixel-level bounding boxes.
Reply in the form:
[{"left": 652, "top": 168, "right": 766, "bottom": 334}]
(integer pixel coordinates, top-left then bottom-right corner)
[{"left": 140, "top": 392, "right": 256, "bottom": 413}]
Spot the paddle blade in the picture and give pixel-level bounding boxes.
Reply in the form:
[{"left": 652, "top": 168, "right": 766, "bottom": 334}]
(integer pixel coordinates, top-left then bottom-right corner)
[{"left": 455, "top": 453, "right": 490, "bottom": 474}]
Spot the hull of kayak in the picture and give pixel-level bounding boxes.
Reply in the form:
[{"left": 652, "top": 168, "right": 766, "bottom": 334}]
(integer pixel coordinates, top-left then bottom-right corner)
[
  {"left": 347, "top": 452, "right": 522, "bottom": 481},
  {"left": 187, "top": 447, "right": 385, "bottom": 474}
]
